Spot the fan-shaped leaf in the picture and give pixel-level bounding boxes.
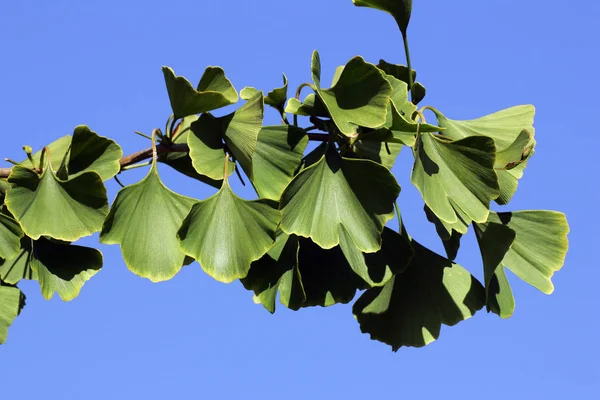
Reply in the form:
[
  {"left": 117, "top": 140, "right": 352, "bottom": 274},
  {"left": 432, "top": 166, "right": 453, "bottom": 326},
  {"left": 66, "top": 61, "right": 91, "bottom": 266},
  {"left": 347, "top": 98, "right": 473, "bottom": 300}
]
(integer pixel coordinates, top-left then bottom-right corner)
[
  {"left": 178, "top": 180, "right": 280, "bottom": 283},
  {"left": 252, "top": 126, "right": 308, "bottom": 200},
  {"left": 0, "top": 282, "right": 25, "bottom": 345},
  {"left": 0, "top": 238, "right": 33, "bottom": 284},
  {"left": 100, "top": 163, "right": 196, "bottom": 282},
  {"left": 162, "top": 66, "right": 238, "bottom": 119},
  {"left": 312, "top": 51, "right": 392, "bottom": 136},
  {"left": 353, "top": 241, "right": 485, "bottom": 350},
  {"left": 188, "top": 114, "right": 235, "bottom": 180},
  {"left": 476, "top": 211, "right": 569, "bottom": 296},
  {"left": 242, "top": 232, "right": 305, "bottom": 313},
  {"left": 431, "top": 106, "right": 535, "bottom": 204},
  {"left": 23, "top": 126, "right": 122, "bottom": 181},
  {"left": 280, "top": 146, "right": 399, "bottom": 252},
  {"left": 411, "top": 134, "right": 499, "bottom": 224},
  {"left": 353, "top": 0, "right": 412, "bottom": 34},
  {"left": 6, "top": 157, "right": 108, "bottom": 241},
  {"left": 0, "top": 214, "right": 23, "bottom": 260}
]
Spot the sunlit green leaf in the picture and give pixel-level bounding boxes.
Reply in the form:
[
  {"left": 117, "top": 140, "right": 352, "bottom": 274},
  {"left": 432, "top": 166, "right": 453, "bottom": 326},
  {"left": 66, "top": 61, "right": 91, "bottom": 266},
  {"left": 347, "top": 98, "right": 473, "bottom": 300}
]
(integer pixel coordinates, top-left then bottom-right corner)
[
  {"left": 284, "top": 93, "right": 329, "bottom": 117},
  {"left": 24, "top": 126, "right": 122, "bottom": 181},
  {"left": 0, "top": 282, "right": 25, "bottom": 345},
  {"left": 431, "top": 105, "right": 535, "bottom": 204},
  {"left": 162, "top": 66, "right": 238, "bottom": 119},
  {"left": 6, "top": 156, "right": 108, "bottom": 241},
  {"left": 280, "top": 146, "right": 399, "bottom": 252},
  {"left": 265, "top": 74, "right": 288, "bottom": 110},
  {"left": 252, "top": 126, "right": 308, "bottom": 200},
  {"left": 351, "top": 129, "right": 403, "bottom": 169},
  {"left": 0, "top": 214, "right": 23, "bottom": 260},
  {"left": 476, "top": 211, "right": 569, "bottom": 296},
  {"left": 187, "top": 114, "right": 235, "bottom": 180},
  {"left": 178, "top": 180, "right": 279, "bottom": 283},
  {"left": 353, "top": 241, "right": 485, "bottom": 350},
  {"left": 411, "top": 134, "right": 499, "bottom": 224},
  {"left": 100, "top": 163, "right": 196, "bottom": 282},
  {"left": 312, "top": 51, "right": 392, "bottom": 136},
  {"left": 242, "top": 232, "right": 305, "bottom": 313}
]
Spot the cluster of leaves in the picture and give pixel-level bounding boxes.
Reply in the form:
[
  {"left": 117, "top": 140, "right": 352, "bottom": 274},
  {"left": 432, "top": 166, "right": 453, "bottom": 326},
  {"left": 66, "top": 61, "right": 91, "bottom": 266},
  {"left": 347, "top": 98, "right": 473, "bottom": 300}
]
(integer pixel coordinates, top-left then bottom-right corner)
[{"left": 0, "top": 0, "right": 568, "bottom": 350}]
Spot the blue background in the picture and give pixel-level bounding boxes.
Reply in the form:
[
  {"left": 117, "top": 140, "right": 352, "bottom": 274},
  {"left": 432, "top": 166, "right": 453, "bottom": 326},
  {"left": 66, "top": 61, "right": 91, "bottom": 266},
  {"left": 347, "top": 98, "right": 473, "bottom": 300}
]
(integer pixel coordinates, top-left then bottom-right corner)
[{"left": 1, "top": 0, "right": 598, "bottom": 398}]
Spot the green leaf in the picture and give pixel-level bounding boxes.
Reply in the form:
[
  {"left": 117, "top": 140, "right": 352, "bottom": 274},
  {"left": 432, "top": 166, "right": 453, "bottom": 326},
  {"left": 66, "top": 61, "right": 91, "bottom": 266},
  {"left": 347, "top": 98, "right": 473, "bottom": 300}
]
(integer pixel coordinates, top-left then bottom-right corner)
[
  {"left": 178, "top": 180, "right": 280, "bottom": 283},
  {"left": 431, "top": 106, "right": 535, "bottom": 204},
  {"left": 424, "top": 204, "right": 469, "bottom": 260},
  {"left": 252, "top": 126, "right": 308, "bottom": 201},
  {"left": 474, "top": 222, "right": 517, "bottom": 318},
  {"left": 188, "top": 92, "right": 264, "bottom": 180},
  {"left": 338, "top": 227, "right": 413, "bottom": 287},
  {"left": 353, "top": 0, "right": 412, "bottom": 34},
  {"left": 351, "top": 129, "right": 403, "bottom": 169},
  {"left": 0, "top": 214, "right": 23, "bottom": 260},
  {"left": 100, "top": 163, "right": 196, "bottom": 282},
  {"left": 377, "top": 60, "right": 416, "bottom": 89},
  {"left": 242, "top": 232, "right": 305, "bottom": 313},
  {"left": 411, "top": 134, "right": 499, "bottom": 224},
  {"left": 0, "top": 282, "right": 25, "bottom": 345},
  {"left": 265, "top": 74, "right": 288, "bottom": 110},
  {"left": 6, "top": 157, "right": 108, "bottom": 241},
  {"left": 160, "top": 115, "right": 223, "bottom": 188},
  {"left": 24, "top": 126, "right": 122, "bottom": 181},
  {"left": 187, "top": 114, "right": 235, "bottom": 180},
  {"left": 384, "top": 74, "right": 416, "bottom": 118},
  {"left": 297, "top": 238, "right": 366, "bottom": 307},
  {"left": 280, "top": 146, "right": 400, "bottom": 252},
  {"left": 0, "top": 237, "right": 101, "bottom": 301},
  {"left": 476, "top": 211, "right": 569, "bottom": 295},
  {"left": 284, "top": 93, "right": 329, "bottom": 117},
  {"left": 162, "top": 66, "right": 238, "bottom": 120},
  {"left": 353, "top": 241, "right": 485, "bottom": 350},
  {"left": 312, "top": 51, "right": 392, "bottom": 136}
]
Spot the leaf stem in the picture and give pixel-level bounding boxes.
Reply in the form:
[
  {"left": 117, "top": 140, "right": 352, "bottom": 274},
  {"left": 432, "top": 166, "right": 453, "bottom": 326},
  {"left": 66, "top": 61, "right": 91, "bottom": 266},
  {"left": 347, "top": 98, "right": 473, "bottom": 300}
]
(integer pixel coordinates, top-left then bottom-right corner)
[
  {"left": 121, "top": 161, "right": 152, "bottom": 171},
  {"left": 134, "top": 131, "right": 153, "bottom": 140},
  {"left": 402, "top": 33, "right": 414, "bottom": 101}
]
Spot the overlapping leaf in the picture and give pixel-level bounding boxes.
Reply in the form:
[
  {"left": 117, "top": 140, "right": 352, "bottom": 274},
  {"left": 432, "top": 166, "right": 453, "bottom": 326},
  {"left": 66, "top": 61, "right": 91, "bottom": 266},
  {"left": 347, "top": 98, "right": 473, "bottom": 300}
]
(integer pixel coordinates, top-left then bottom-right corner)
[
  {"left": 252, "top": 126, "right": 308, "bottom": 200},
  {"left": 431, "top": 106, "right": 535, "bottom": 204},
  {"left": 6, "top": 156, "right": 108, "bottom": 241},
  {"left": 24, "top": 126, "right": 122, "bottom": 181},
  {"left": 241, "top": 74, "right": 288, "bottom": 112},
  {"left": 280, "top": 146, "right": 399, "bottom": 252},
  {"left": 100, "top": 163, "right": 196, "bottom": 282},
  {"left": 242, "top": 232, "right": 305, "bottom": 313},
  {"left": 474, "top": 211, "right": 569, "bottom": 318},
  {"left": 0, "top": 282, "right": 25, "bottom": 344},
  {"left": 0, "top": 214, "right": 23, "bottom": 260},
  {"left": 411, "top": 133, "right": 499, "bottom": 225},
  {"left": 0, "top": 237, "right": 101, "bottom": 301},
  {"left": 178, "top": 179, "right": 280, "bottom": 283},
  {"left": 188, "top": 92, "right": 263, "bottom": 180},
  {"left": 353, "top": 241, "right": 485, "bottom": 350},
  {"left": 162, "top": 66, "right": 238, "bottom": 119},
  {"left": 311, "top": 51, "right": 392, "bottom": 136}
]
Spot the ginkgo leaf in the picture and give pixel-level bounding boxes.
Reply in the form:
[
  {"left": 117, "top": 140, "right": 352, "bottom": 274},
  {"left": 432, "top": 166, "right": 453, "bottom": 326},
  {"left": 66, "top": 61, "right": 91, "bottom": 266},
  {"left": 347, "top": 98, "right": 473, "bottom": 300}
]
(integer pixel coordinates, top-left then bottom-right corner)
[
  {"left": 187, "top": 114, "right": 236, "bottom": 180},
  {"left": 162, "top": 66, "right": 238, "bottom": 119},
  {"left": 159, "top": 115, "right": 224, "bottom": 188},
  {"left": 338, "top": 226, "right": 413, "bottom": 287},
  {"left": 252, "top": 125, "right": 308, "bottom": 200},
  {"left": 376, "top": 60, "right": 416, "bottom": 89},
  {"left": 242, "top": 232, "right": 305, "bottom": 313},
  {"left": 353, "top": 241, "right": 485, "bottom": 350},
  {"left": 265, "top": 74, "right": 288, "bottom": 110},
  {"left": 473, "top": 222, "right": 517, "bottom": 318},
  {"left": 279, "top": 146, "right": 400, "bottom": 252},
  {"left": 0, "top": 282, "right": 25, "bottom": 345},
  {"left": 0, "top": 237, "right": 102, "bottom": 301},
  {"left": 475, "top": 211, "right": 569, "bottom": 296},
  {"left": 284, "top": 93, "right": 329, "bottom": 117},
  {"left": 178, "top": 180, "right": 280, "bottom": 283},
  {"left": 0, "top": 213, "right": 23, "bottom": 260},
  {"left": 411, "top": 134, "right": 499, "bottom": 224},
  {"left": 424, "top": 205, "right": 468, "bottom": 261},
  {"left": 353, "top": 0, "right": 412, "bottom": 34},
  {"left": 187, "top": 92, "right": 264, "bottom": 180},
  {"left": 100, "top": 163, "right": 196, "bottom": 282},
  {"left": 430, "top": 105, "right": 535, "bottom": 205},
  {"left": 6, "top": 157, "right": 108, "bottom": 241},
  {"left": 383, "top": 74, "right": 416, "bottom": 119},
  {"left": 351, "top": 129, "right": 403, "bottom": 169},
  {"left": 23, "top": 126, "right": 122, "bottom": 181},
  {"left": 312, "top": 51, "right": 392, "bottom": 136}
]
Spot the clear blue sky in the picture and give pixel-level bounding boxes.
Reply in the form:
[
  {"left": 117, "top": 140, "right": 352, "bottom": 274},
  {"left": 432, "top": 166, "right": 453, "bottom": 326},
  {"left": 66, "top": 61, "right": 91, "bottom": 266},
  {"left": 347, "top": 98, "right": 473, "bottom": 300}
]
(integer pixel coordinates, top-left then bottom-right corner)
[{"left": 1, "top": 0, "right": 598, "bottom": 398}]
